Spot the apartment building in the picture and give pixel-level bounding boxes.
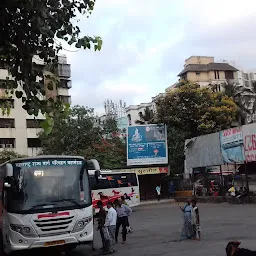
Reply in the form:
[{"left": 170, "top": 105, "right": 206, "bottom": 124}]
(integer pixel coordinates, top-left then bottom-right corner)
[
  {"left": 178, "top": 56, "right": 238, "bottom": 90},
  {"left": 237, "top": 70, "right": 256, "bottom": 88},
  {"left": 126, "top": 93, "right": 165, "bottom": 126},
  {"left": 0, "top": 55, "right": 72, "bottom": 156}
]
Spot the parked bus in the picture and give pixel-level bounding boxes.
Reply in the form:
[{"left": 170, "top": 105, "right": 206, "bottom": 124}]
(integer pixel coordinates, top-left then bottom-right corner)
[
  {"left": 89, "top": 170, "right": 140, "bottom": 212},
  {"left": 0, "top": 156, "right": 101, "bottom": 255}
]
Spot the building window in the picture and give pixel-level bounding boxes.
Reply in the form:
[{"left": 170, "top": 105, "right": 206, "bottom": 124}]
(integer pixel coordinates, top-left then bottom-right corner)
[
  {"left": 0, "top": 138, "right": 15, "bottom": 149},
  {"left": 214, "top": 71, "right": 220, "bottom": 79},
  {"left": 244, "top": 81, "right": 250, "bottom": 88},
  {"left": 225, "top": 71, "right": 234, "bottom": 80},
  {"left": 196, "top": 72, "right": 200, "bottom": 75},
  {"left": 0, "top": 118, "right": 15, "bottom": 128},
  {"left": 243, "top": 72, "right": 249, "bottom": 80},
  {"left": 58, "top": 63, "right": 71, "bottom": 78},
  {"left": 27, "top": 138, "right": 41, "bottom": 148},
  {"left": 0, "top": 99, "right": 14, "bottom": 108},
  {"left": 181, "top": 74, "right": 187, "bottom": 80},
  {"left": 59, "top": 79, "right": 72, "bottom": 89},
  {"left": 57, "top": 95, "right": 71, "bottom": 104},
  {"left": 26, "top": 119, "right": 43, "bottom": 128},
  {"left": 212, "top": 84, "right": 221, "bottom": 93},
  {"left": 127, "top": 114, "right": 131, "bottom": 126}
]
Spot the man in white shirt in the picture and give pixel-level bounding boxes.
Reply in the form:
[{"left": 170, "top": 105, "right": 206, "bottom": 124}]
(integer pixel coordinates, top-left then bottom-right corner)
[{"left": 105, "top": 201, "right": 117, "bottom": 254}]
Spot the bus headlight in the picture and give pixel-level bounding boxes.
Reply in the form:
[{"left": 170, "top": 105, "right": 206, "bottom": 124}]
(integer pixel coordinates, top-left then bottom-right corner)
[
  {"left": 72, "top": 216, "right": 93, "bottom": 233},
  {"left": 10, "top": 224, "right": 37, "bottom": 237}
]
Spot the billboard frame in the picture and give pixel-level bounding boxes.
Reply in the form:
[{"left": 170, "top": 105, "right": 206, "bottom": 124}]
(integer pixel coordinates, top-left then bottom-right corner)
[{"left": 126, "top": 124, "right": 168, "bottom": 166}]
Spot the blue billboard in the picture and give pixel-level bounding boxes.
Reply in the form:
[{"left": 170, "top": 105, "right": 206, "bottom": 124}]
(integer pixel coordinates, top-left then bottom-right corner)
[
  {"left": 127, "top": 124, "right": 168, "bottom": 166},
  {"left": 219, "top": 127, "right": 245, "bottom": 163}
]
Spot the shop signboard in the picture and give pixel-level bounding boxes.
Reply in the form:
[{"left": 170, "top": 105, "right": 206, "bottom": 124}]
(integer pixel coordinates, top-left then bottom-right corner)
[
  {"left": 113, "top": 167, "right": 168, "bottom": 175},
  {"left": 242, "top": 123, "right": 256, "bottom": 162},
  {"left": 127, "top": 124, "right": 168, "bottom": 166},
  {"left": 219, "top": 127, "right": 245, "bottom": 163}
]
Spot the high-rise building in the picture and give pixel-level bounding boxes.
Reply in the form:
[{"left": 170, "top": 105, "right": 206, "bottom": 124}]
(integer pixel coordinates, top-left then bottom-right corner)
[{"left": 0, "top": 54, "right": 72, "bottom": 156}]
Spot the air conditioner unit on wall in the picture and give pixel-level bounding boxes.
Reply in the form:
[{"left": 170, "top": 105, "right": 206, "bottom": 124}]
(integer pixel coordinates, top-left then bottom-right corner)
[
  {"left": 5, "top": 144, "right": 13, "bottom": 148},
  {"left": 0, "top": 144, "right": 5, "bottom": 148}
]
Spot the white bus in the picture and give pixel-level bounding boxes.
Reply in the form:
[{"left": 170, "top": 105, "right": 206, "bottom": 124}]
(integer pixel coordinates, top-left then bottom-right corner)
[
  {"left": 89, "top": 170, "right": 140, "bottom": 212},
  {"left": 0, "top": 156, "right": 101, "bottom": 255}
]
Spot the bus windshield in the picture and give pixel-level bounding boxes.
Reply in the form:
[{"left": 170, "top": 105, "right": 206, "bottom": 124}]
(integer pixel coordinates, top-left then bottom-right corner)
[{"left": 7, "top": 158, "right": 91, "bottom": 213}]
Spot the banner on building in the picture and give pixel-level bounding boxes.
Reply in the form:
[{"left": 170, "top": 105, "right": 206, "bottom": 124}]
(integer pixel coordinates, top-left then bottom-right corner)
[
  {"left": 219, "top": 127, "right": 245, "bottom": 163},
  {"left": 114, "top": 167, "right": 168, "bottom": 175},
  {"left": 242, "top": 123, "right": 256, "bottom": 162},
  {"left": 127, "top": 124, "right": 168, "bottom": 166}
]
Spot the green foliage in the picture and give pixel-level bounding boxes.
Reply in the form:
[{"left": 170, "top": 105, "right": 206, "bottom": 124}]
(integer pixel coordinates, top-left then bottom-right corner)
[
  {"left": 222, "top": 81, "right": 256, "bottom": 125},
  {"left": 0, "top": 0, "right": 102, "bottom": 131},
  {"left": 103, "top": 118, "right": 119, "bottom": 134},
  {"left": 135, "top": 106, "right": 154, "bottom": 124},
  {"left": 93, "top": 136, "right": 126, "bottom": 169},
  {"left": 39, "top": 105, "right": 101, "bottom": 155},
  {"left": 0, "top": 150, "right": 27, "bottom": 164},
  {"left": 39, "top": 105, "right": 126, "bottom": 169},
  {"left": 156, "top": 82, "right": 238, "bottom": 174}
]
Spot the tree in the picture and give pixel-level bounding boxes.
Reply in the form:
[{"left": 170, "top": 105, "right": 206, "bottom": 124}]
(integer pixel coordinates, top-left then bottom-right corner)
[
  {"left": 39, "top": 105, "right": 102, "bottom": 156},
  {"left": 0, "top": 0, "right": 102, "bottom": 130},
  {"left": 103, "top": 117, "right": 119, "bottom": 135},
  {"left": 156, "top": 83, "right": 237, "bottom": 136},
  {"left": 93, "top": 135, "right": 126, "bottom": 169},
  {"left": 0, "top": 150, "right": 26, "bottom": 164},
  {"left": 156, "top": 82, "right": 238, "bottom": 174},
  {"left": 39, "top": 105, "right": 126, "bottom": 169},
  {"left": 222, "top": 80, "right": 256, "bottom": 125},
  {"left": 135, "top": 106, "right": 154, "bottom": 125}
]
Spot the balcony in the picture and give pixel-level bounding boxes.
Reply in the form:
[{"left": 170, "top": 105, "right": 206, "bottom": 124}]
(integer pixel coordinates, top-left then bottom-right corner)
[
  {"left": 58, "top": 63, "right": 71, "bottom": 78},
  {"left": 59, "top": 79, "right": 72, "bottom": 89},
  {"left": 57, "top": 87, "right": 69, "bottom": 97},
  {"left": 57, "top": 95, "right": 71, "bottom": 104}
]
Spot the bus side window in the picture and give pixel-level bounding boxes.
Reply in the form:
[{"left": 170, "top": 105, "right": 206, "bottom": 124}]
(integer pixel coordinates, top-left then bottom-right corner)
[
  {"left": 126, "top": 174, "right": 138, "bottom": 186},
  {"left": 89, "top": 176, "right": 98, "bottom": 190}
]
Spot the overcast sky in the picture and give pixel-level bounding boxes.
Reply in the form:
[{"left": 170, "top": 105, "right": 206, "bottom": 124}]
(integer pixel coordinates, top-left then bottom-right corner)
[{"left": 64, "top": 0, "right": 256, "bottom": 115}]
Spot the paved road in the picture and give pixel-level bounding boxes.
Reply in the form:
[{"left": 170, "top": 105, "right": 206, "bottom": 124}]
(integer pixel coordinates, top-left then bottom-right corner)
[{"left": 20, "top": 203, "right": 256, "bottom": 255}]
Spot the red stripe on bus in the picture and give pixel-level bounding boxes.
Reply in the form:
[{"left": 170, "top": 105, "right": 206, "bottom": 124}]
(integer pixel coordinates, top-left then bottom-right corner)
[{"left": 38, "top": 212, "right": 70, "bottom": 219}]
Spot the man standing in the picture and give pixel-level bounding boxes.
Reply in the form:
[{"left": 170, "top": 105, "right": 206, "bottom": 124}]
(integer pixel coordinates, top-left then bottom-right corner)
[
  {"left": 104, "top": 202, "right": 117, "bottom": 254},
  {"left": 96, "top": 201, "right": 107, "bottom": 251},
  {"left": 156, "top": 185, "right": 161, "bottom": 201},
  {"left": 115, "top": 198, "right": 132, "bottom": 244},
  {"left": 121, "top": 196, "right": 132, "bottom": 234}
]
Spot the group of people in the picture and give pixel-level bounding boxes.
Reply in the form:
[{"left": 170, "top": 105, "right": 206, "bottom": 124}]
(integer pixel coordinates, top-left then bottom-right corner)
[
  {"left": 96, "top": 196, "right": 132, "bottom": 254},
  {"left": 179, "top": 198, "right": 201, "bottom": 240},
  {"left": 228, "top": 186, "right": 248, "bottom": 198}
]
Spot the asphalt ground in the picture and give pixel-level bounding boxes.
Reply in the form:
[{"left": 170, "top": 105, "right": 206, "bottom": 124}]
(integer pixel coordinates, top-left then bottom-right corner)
[{"left": 11, "top": 202, "right": 256, "bottom": 255}]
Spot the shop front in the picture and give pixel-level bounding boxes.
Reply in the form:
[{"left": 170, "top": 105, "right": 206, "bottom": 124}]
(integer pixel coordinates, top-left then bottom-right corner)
[{"left": 113, "top": 167, "right": 169, "bottom": 200}]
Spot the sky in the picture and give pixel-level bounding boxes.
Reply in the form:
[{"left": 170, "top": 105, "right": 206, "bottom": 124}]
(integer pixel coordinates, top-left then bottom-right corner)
[{"left": 64, "top": 0, "right": 256, "bottom": 115}]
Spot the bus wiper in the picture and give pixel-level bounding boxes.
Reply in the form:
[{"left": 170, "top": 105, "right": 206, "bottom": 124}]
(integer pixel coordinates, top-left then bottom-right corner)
[
  {"left": 52, "top": 199, "right": 81, "bottom": 207},
  {"left": 29, "top": 203, "right": 56, "bottom": 210}
]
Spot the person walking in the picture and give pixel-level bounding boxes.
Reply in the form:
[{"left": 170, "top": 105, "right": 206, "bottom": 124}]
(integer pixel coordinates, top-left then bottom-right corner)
[
  {"left": 104, "top": 202, "right": 117, "bottom": 254},
  {"left": 156, "top": 185, "right": 161, "bottom": 201},
  {"left": 115, "top": 198, "right": 132, "bottom": 244},
  {"left": 96, "top": 201, "right": 107, "bottom": 251},
  {"left": 179, "top": 198, "right": 194, "bottom": 239},
  {"left": 121, "top": 196, "right": 132, "bottom": 234}
]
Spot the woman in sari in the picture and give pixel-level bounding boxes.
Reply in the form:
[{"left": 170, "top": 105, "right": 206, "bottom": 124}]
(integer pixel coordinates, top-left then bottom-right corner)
[{"left": 179, "top": 198, "right": 194, "bottom": 239}]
